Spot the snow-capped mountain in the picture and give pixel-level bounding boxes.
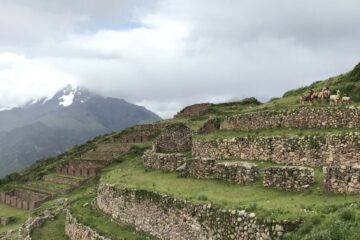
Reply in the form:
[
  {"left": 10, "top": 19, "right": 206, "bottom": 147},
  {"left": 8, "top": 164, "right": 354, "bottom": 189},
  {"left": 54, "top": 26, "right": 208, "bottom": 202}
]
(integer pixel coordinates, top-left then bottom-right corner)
[
  {"left": 0, "top": 85, "right": 161, "bottom": 178},
  {"left": 23, "top": 85, "right": 97, "bottom": 109}
]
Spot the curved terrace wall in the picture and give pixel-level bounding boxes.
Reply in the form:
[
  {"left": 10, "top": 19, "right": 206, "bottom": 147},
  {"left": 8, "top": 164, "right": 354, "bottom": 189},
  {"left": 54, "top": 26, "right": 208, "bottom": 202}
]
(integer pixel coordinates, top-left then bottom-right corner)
[
  {"left": 97, "top": 183, "right": 289, "bottom": 240},
  {"left": 219, "top": 107, "right": 360, "bottom": 131},
  {"left": 65, "top": 210, "right": 110, "bottom": 240},
  {"left": 192, "top": 133, "right": 360, "bottom": 167}
]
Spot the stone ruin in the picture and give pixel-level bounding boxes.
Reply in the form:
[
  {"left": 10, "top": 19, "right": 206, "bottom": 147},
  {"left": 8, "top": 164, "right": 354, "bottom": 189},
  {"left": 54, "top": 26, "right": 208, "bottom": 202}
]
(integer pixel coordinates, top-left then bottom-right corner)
[
  {"left": 263, "top": 166, "right": 315, "bottom": 191},
  {"left": 192, "top": 133, "right": 360, "bottom": 167},
  {"left": 113, "top": 130, "right": 159, "bottom": 144},
  {"left": 183, "top": 159, "right": 259, "bottom": 185},
  {"left": 143, "top": 150, "right": 187, "bottom": 172},
  {"left": 219, "top": 107, "right": 360, "bottom": 131},
  {"left": 56, "top": 160, "right": 104, "bottom": 177},
  {"left": 174, "top": 103, "right": 212, "bottom": 118},
  {"left": 142, "top": 123, "right": 192, "bottom": 172},
  {"left": 0, "top": 189, "right": 50, "bottom": 210},
  {"left": 153, "top": 123, "right": 192, "bottom": 153},
  {"left": 198, "top": 118, "right": 221, "bottom": 134},
  {"left": 0, "top": 216, "right": 15, "bottom": 226},
  {"left": 324, "top": 165, "right": 360, "bottom": 194}
]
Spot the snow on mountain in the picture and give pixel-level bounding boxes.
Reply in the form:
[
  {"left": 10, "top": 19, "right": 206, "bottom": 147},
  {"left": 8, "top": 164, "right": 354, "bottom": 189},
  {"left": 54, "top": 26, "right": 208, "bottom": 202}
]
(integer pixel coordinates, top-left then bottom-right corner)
[{"left": 59, "top": 88, "right": 76, "bottom": 107}]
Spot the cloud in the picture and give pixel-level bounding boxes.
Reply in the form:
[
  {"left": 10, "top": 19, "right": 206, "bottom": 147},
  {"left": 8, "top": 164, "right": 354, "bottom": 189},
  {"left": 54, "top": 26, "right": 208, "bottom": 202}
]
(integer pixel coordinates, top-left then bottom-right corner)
[
  {"left": 0, "top": 52, "right": 76, "bottom": 106},
  {"left": 0, "top": 0, "right": 360, "bottom": 118}
]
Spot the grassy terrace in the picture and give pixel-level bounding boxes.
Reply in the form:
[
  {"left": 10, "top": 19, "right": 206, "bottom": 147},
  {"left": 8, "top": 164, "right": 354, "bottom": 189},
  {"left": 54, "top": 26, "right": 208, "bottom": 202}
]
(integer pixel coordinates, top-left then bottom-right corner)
[
  {"left": 102, "top": 153, "right": 360, "bottom": 221},
  {"left": 195, "top": 128, "right": 360, "bottom": 140},
  {"left": 0, "top": 203, "right": 31, "bottom": 234},
  {"left": 47, "top": 173, "right": 87, "bottom": 180},
  {"left": 101, "top": 153, "right": 360, "bottom": 239},
  {"left": 67, "top": 179, "right": 155, "bottom": 240}
]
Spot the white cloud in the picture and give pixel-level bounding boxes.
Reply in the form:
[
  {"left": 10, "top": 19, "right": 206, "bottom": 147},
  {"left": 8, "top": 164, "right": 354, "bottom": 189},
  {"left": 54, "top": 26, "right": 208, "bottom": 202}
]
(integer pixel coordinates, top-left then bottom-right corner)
[
  {"left": 0, "top": 0, "right": 360, "bottom": 118},
  {"left": 0, "top": 52, "right": 76, "bottom": 107}
]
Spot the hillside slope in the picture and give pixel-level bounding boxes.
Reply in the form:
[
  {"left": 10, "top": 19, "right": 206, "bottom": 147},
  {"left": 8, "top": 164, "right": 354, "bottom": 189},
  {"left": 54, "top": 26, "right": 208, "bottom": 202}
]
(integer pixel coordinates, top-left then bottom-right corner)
[{"left": 0, "top": 85, "right": 161, "bottom": 178}]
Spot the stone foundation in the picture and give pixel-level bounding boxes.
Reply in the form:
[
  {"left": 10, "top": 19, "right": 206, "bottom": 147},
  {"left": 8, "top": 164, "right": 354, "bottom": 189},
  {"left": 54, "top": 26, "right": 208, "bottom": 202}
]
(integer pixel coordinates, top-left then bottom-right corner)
[
  {"left": 219, "top": 107, "right": 360, "bottom": 131},
  {"left": 65, "top": 210, "right": 110, "bottom": 240},
  {"left": 0, "top": 189, "right": 50, "bottom": 210},
  {"left": 56, "top": 160, "right": 104, "bottom": 177},
  {"left": 97, "top": 183, "right": 289, "bottom": 240},
  {"left": 263, "top": 167, "right": 315, "bottom": 191},
  {"left": 175, "top": 103, "right": 211, "bottom": 118},
  {"left": 185, "top": 159, "right": 259, "bottom": 184},
  {"left": 192, "top": 133, "right": 360, "bottom": 167},
  {"left": 143, "top": 150, "right": 187, "bottom": 172},
  {"left": 324, "top": 166, "right": 360, "bottom": 194},
  {"left": 153, "top": 123, "right": 192, "bottom": 153}
]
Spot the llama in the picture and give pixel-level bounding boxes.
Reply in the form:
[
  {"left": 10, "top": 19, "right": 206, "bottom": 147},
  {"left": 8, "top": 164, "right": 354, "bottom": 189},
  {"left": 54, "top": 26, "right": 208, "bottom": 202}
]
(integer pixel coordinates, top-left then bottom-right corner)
[
  {"left": 342, "top": 96, "right": 351, "bottom": 104},
  {"left": 330, "top": 90, "right": 341, "bottom": 105}
]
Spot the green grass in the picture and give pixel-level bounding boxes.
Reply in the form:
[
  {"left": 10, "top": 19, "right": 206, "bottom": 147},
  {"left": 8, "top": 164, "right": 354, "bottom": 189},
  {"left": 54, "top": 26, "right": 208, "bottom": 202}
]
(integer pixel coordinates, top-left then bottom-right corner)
[
  {"left": 67, "top": 180, "right": 155, "bottom": 240},
  {"left": 102, "top": 154, "right": 360, "bottom": 222},
  {"left": 30, "top": 214, "right": 69, "bottom": 240},
  {"left": 0, "top": 203, "right": 31, "bottom": 233}
]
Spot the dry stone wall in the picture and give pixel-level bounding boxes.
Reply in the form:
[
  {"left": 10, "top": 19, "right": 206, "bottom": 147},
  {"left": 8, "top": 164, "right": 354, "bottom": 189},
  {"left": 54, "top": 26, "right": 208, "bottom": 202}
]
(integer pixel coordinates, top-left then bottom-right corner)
[
  {"left": 143, "top": 150, "right": 187, "bottom": 171},
  {"left": 65, "top": 210, "right": 110, "bottom": 240},
  {"left": 97, "top": 183, "right": 289, "bottom": 240},
  {"left": 56, "top": 160, "right": 104, "bottom": 177},
  {"left": 184, "top": 159, "right": 259, "bottom": 185},
  {"left": 263, "top": 167, "right": 315, "bottom": 191},
  {"left": 192, "top": 133, "right": 360, "bottom": 167},
  {"left": 153, "top": 123, "right": 192, "bottom": 153},
  {"left": 324, "top": 166, "right": 360, "bottom": 194},
  {"left": 219, "top": 107, "right": 360, "bottom": 131},
  {"left": 175, "top": 103, "right": 211, "bottom": 118},
  {"left": 0, "top": 189, "right": 50, "bottom": 210}
]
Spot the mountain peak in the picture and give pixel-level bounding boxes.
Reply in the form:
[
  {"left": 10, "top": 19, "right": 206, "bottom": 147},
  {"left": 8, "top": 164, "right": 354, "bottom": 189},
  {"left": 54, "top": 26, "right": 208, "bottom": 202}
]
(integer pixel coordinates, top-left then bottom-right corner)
[{"left": 54, "top": 84, "right": 100, "bottom": 107}]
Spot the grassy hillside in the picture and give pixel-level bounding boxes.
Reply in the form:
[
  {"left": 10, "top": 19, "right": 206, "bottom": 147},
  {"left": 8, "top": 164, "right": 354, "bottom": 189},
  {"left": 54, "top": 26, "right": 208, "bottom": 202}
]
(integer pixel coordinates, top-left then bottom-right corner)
[
  {"left": 0, "top": 63, "right": 360, "bottom": 239},
  {"left": 283, "top": 63, "right": 360, "bottom": 101}
]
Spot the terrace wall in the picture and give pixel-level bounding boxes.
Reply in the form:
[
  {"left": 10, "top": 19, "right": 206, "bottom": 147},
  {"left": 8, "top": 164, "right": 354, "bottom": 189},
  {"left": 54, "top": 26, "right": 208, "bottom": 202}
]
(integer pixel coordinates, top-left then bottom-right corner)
[
  {"left": 153, "top": 123, "right": 192, "bottom": 153},
  {"left": 192, "top": 133, "right": 360, "bottom": 167},
  {"left": 175, "top": 103, "right": 211, "bottom": 118},
  {"left": 324, "top": 165, "right": 360, "bottom": 194},
  {"left": 55, "top": 160, "right": 103, "bottom": 177},
  {"left": 97, "top": 183, "right": 289, "bottom": 240},
  {"left": 65, "top": 210, "right": 110, "bottom": 240},
  {"left": 263, "top": 167, "right": 315, "bottom": 191},
  {"left": 219, "top": 107, "right": 360, "bottom": 131},
  {"left": 142, "top": 150, "right": 187, "bottom": 172},
  {"left": 185, "top": 159, "right": 259, "bottom": 185},
  {"left": 0, "top": 189, "right": 50, "bottom": 210}
]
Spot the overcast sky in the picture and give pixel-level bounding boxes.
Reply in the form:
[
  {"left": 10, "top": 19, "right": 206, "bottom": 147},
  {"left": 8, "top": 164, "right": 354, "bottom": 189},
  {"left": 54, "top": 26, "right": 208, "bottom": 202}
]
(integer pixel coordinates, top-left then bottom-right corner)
[{"left": 0, "top": 0, "right": 359, "bottom": 118}]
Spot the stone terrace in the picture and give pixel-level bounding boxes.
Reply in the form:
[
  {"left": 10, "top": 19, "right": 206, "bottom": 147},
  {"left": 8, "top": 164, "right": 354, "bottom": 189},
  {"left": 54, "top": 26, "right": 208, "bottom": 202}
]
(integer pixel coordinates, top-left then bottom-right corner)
[
  {"left": 0, "top": 189, "right": 50, "bottom": 210},
  {"left": 192, "top": 133, "right": 360, "bottom": 167},
  {"left": 56, "top": 160, "right": 104, "bottom": 177},
  {"left": 185, "top": 159, "right": 259, "bottom": 185},
  {"left": 324, "top": 165, "right": 360, "bottom": 194},
  {"left": 263, "top": 166, "right": 315, "bottom": 191},
  {"left": 219, "top": 107, "right": 360, "bottom": 131},
  {"left": 174, "top": 103, "right": 211, "bottom": 118}
]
